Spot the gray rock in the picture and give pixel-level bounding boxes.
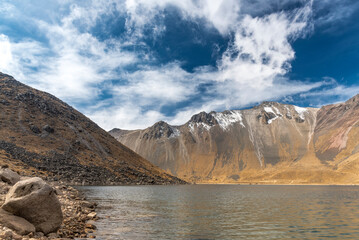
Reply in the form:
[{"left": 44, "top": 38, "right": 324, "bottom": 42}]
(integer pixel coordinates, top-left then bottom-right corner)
[
  {"left": 42, "top": 125, "right": 54, "bottom": 133},
  {"left": 1, "top": 177, "right": 63, "bottom": 234},
  {"left": 0, "top": 209, "right": 35, "bottom": 235},
  {"left": 0, "top": 168, "right": 20, "bottom": 185},
  {"left": 30, "top": 125, "right": 41, "bottom": 134},
  {"left": 47, "top": 232, "right": 60, "bottom": 239}
]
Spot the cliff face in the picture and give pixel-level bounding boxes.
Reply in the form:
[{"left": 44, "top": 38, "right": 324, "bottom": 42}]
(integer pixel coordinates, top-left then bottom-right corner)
[
  {"left": 0, "top": 72, "right": 186, "bottom": 185},
  {"left": 111, "top": 96, "right": 359, "bottom": 184}
]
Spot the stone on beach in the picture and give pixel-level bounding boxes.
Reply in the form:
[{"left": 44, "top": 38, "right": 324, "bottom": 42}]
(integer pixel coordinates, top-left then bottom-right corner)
[
  {"left": 0, "top": 209, "right": 35, "bottom": 235},
  {"left": 1, "top": 177, "right": 63, "bottom": 234},
  {"left": 87, "top": 212, "right": 97, "bottom": 219},
  {"left": 0, "top": 168, "right": 20, "bottom": 185}
]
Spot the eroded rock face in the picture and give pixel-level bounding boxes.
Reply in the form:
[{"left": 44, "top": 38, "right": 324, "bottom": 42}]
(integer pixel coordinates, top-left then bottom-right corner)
[
  {"left": 0, "top": 168, "right": 20, "bottom": 185},
  {"left": 2, "top": 177, "right": 63, "bottom": 234}
]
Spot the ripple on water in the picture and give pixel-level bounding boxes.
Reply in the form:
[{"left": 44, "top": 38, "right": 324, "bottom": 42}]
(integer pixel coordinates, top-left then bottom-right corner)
[{"left": 77, "top": 185, "right": 359, "bottom": 240}]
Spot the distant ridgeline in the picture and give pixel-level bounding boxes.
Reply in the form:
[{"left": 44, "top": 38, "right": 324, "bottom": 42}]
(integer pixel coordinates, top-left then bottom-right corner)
[{"left": 111, "top": 95, "right": 359, "bottom": 184}]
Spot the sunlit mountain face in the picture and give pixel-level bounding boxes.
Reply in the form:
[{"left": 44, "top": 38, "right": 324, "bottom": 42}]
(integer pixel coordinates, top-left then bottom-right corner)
[
  {"left": 0, "top": 0, "right": 358, "bottom": 130},
  {"left": 112, "top": 94, "right": 359, "bottom": 184}
]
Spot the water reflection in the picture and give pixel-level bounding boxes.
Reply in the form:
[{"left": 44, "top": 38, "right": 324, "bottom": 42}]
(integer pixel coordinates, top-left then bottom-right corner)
[{"left": 78, "top": 185, "right": 359, "bottom": 239}]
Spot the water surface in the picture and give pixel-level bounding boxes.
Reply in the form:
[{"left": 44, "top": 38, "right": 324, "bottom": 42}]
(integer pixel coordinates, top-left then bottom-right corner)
[{"left": 78, "top": 185, "right": 359, "bottom": 239}]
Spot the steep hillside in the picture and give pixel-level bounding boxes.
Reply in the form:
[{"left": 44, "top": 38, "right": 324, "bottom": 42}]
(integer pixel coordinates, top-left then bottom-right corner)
[
  {"left": 0, "top": 72, "right": 185, "bottom": 185},
  {"left": 112, "top": 96, "right": 359, "bottom": 184},
  {"left": 313, "top": 95, "right": 359, "bottom": 178}
]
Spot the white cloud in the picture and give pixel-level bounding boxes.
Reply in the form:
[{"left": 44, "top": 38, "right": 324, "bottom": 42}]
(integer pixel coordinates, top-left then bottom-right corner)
[
  {"left": 299, "top": 82, "right": 359, "bottom": 104},
  {"left": 0, "top": 1, "right": 138, "bottom": 103},
  {"left": 0, "top": 34, "right": 12, "bottom": 71},
  {"left": 0, "top": 2, "right": 16, "bottom": 16},
  {"left": 0, "top": 35, "right": 48, "bottom": 82},
  {"left": 124, "top": 0, "right": 241, "bottom": 36},
  {"left": 114, "top": 63, "right": 196, "bottom": 105},
  {"left": 88, "top": 103, "right": 166, "bottom": 130}
]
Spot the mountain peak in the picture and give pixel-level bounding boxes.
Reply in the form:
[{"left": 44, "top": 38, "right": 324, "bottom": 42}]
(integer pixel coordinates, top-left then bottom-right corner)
[
  {"left": 151, "top": 120, "right": 170, "bottom": 128},
  {"left": 144, "top": 120, "right": 179, "bottom": 139},
  {"left": 108, "top": 128, "right": 130, "bottom": 138},
  {"left": 189, "top": 112, "right": 218, "bottom": 126},
  {"left": 255, "top": 101, "right": 283, "bottom": 109},
  {"left": 345, "top": 94, "right": 359, "bottom": 105}
]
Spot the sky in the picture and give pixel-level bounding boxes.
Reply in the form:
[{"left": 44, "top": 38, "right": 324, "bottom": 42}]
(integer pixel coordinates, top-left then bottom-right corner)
[{"left": 0, "top": 0, "right": 358, "bottom": 130}]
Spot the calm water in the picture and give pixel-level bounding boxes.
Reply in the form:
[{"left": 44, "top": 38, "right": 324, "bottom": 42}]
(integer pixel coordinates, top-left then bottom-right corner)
[{"left": 78, "top": 185, "right": 359, "bottom": 239}]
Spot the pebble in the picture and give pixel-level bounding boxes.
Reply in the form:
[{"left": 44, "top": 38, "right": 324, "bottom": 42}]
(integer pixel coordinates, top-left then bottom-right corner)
[{"left": 87, "top": 212, "right": 97, "bottom": 219}]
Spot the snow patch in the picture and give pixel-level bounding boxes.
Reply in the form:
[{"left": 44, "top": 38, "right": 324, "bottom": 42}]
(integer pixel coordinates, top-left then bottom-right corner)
[
  {"left": 188, "top": 122, "right": 211, "bottom": 133},
  {"left": 267, "top": 116, "right": 279, "bottom": 124},
  {"left": 264, "top": 107, "right": 275, "bottom": 114},
  {"left": 169, "top": 127, "right": 181, "bottom": 138},
  {"left": 212, "top": 110, "right": 245, "bottom": 130},
  {"left": 272, "top": 106, "right": 282, "bottom": 116},
  {"left": 188, "top": 122, "right": 195, "bottom": 133},
  {"left": 198, "top": 122, "right": 211, "bottom": 131},
  {"left": 264, "top": 106, "right": 282, "bottom": 124},
  {"left": 294, "top": 106, "right": 308, "bottom": 119}
]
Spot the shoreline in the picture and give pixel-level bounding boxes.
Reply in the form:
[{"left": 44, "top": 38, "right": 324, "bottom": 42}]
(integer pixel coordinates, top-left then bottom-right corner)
[
  {"left": 75, "top": 182, "right": 359, "bottom": 187},
  {"left": 192, "top": 181, "right": 359, "bottom": 185}
]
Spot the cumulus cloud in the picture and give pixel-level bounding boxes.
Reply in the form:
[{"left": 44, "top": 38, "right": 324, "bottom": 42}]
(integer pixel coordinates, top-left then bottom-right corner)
[
  {"left": 125, "top": 0, "right": 241, "bottom": 36},
  {"left": 0, "top": 34, "right": 12, "bottom": 71},
  {"left": 0, "top": 1, "right": 138, "bottom": 103},
  {"left": 88, "top": 103, "right": 167, "bottom": 130},
  {"left": 115, "top": 63, "right": 196, "bottom": 104},
  {"left": 0, "top": 35, "right": 48, "bottom": 83}
]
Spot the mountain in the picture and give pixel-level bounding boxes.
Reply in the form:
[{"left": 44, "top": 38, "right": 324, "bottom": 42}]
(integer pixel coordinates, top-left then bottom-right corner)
[
  {"left": 0, "top": 72, "right": 186, "bottom": 185},
  {"left": 111, "top": 96, "right": 359, "bottom": 184}
]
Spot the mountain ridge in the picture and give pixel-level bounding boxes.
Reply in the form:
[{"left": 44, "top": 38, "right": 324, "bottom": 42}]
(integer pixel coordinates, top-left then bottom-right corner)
[{"left": 111, "top": 96, "right": 359, "bottom": 184}]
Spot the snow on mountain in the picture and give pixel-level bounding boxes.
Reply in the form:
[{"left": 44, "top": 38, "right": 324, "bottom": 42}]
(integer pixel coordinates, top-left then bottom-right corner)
[
  {"left": 294, "top": 106, "right": 308, "bottom": 120},
  {"left": 212, "top": 110, "right": 245, "bottom": 130}
]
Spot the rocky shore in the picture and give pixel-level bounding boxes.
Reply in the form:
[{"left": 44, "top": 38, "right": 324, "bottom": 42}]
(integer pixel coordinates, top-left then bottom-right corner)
[{"left": 0, "top": 165, "right": 98, "bottom": 239}]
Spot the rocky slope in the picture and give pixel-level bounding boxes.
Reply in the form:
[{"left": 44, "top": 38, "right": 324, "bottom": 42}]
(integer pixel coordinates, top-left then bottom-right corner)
[
  {"left": 111, "top": 95, "right": 359, "bottom": 184},
  {"left": 0, "top": 72, "right": 185, "bottom": 185}
]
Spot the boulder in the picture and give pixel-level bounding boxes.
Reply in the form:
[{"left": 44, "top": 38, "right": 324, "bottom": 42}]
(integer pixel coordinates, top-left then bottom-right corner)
[
  {"left": 30, "top": 125, "right": 41, "bottom": 134},
  {"left": 1, "top": 177, "right": 63, "bottom": 234},
  {"left": 0, "top": 168, "right": 20, "bottom": 185},
  {"left": 0, "top": 209, "right": 35, "bottom": 235},
  {"left": 43, "top": 125, "right": 54, "bottom": 133}
]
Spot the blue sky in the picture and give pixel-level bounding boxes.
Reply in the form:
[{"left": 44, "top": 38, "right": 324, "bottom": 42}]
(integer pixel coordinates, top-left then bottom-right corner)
[{"left": 0, "top": 0, "right": 358, "bottom": 130}]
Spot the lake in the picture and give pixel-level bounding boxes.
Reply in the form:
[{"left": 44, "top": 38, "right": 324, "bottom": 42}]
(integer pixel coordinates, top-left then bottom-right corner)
[{"left": 78, "top": 185, "right": 359, "bottom": 239}]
